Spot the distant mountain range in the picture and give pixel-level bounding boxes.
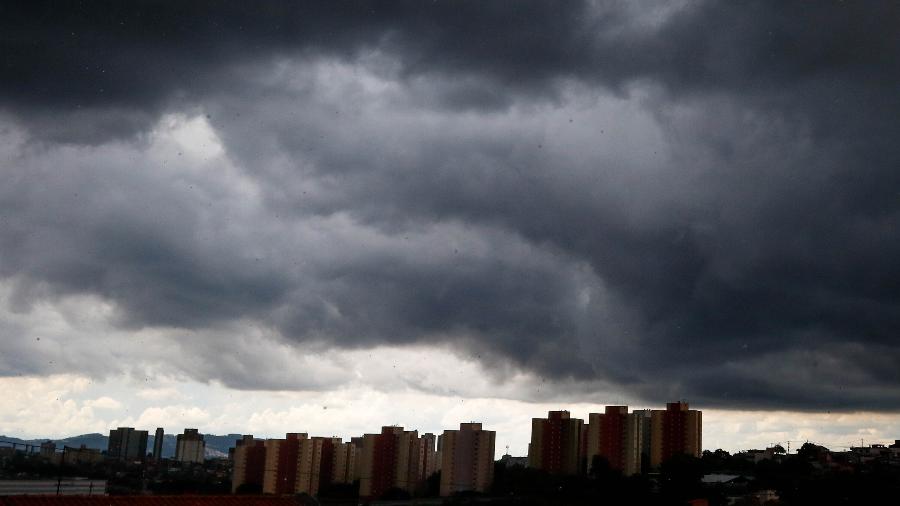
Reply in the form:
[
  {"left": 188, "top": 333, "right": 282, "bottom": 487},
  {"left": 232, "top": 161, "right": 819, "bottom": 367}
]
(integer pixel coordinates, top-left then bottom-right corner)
[{"left": 0, "top": 433, "right": 241, "bottom": 459}]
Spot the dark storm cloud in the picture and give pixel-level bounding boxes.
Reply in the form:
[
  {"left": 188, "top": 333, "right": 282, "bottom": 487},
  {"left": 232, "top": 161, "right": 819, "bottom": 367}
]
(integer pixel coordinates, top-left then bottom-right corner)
[
  {"left": 0, "top": 0, "right": 597, "bottom": 140},
  {"left": 1, "top": 1, "right": 898, "bottom": 410},
  {"left": 5, "top": 1, "right": 896, "bottom": 114},
  {"left": 0, "top": 136, "right": 284, "bottom": 328}
]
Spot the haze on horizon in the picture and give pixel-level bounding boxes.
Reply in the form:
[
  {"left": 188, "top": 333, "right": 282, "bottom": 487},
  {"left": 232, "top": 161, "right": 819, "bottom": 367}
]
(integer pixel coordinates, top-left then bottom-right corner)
[{"left": 1, "top": 1, "right": 898, "bottom": 456}]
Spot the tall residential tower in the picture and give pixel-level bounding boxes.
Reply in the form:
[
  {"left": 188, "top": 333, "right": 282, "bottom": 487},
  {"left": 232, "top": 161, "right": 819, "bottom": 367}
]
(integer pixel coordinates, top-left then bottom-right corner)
[
  {"left": 585, "top": 406, "right": 643, "bottom": 475},
  {"left": 107, "top": 427, "right": 148, "bottom": 462},
  {"left": 152, "top": 427, "right": 164, "bottom": 461},
  {"left": 440, "top": 423, "right": 495, "bottom": 497},
  {"left": 650, "top": 402, "right": 702, "bottom": 468},
  {"left": 174, "top": 428, "right": 205, "bottom": 464},
  {"left": 528, "top": 411, "right": 584, "bottom": 475}
]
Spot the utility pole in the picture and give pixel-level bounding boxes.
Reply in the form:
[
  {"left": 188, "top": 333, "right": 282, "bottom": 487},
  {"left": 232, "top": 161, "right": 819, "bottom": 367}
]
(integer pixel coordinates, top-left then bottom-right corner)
[{"left": 56, "top": 447, "right": 67, "bottom": 496}]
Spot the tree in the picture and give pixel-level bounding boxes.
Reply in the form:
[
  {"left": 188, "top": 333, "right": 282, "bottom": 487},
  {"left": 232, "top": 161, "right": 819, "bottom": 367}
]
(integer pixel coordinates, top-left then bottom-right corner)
[{"left": 659, "top": 454, "right": 704, "bottom": 503}]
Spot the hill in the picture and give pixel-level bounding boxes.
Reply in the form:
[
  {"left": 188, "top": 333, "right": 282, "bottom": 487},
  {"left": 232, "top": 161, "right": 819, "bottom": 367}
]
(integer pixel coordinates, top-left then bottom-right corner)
[{"left": 1, "top": 432, "right": 242, "bottom": 459}]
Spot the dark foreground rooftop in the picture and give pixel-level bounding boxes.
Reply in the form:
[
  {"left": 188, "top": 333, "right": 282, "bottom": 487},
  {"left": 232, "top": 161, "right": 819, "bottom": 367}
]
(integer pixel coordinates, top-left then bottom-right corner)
[{"left": 0, "top": 497, "right": 308, "bottom": 506}]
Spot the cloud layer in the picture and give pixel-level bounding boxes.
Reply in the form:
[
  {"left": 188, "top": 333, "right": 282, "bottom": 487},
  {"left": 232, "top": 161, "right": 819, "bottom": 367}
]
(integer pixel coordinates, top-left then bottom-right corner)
[
  {"left": 3, "top": 373, "right": 899, "bottom": 456},
  {"left": 1, "top": 1, "right": 898, "bottom": 411}
]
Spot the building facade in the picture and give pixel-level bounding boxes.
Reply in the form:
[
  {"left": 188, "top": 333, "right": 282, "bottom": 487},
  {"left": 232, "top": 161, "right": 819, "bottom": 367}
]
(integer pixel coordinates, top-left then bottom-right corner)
[
  {"left": 39, "top": 441, "right": 56, "bottom": 459},
  {"left": 528, "top": 411, "right": 584, "bottom": 475},
  {"left": 585, "top": 406, "right": 643, "bottom": 475},
  {"left": 294, "top": 437, "right": 324, "bottom": 496},
  {"left": 418, "top": 433, "right": 439, "bottom": 482},
  {"left": 632, "top": 409, "right": 652, "bottom": 470},
  {"left": 435, "top": 434, "right": 444, "bottom": 473},
  {"left": 262, "top": 433, "right": 305, "bottom": 495},
  {"left": 107, "top": 427, "right": 148, "bottom": 462},
  {"left": 439, "top": 422, "right": 495, "bottom": 497},
  {"left": 232, "top": 435, "right": 266, "bottom": 493},
  {"left": 312, "top": 437, "right": 341, "bottom": 492},
  {"left": 330, "top": 441, "right": 357, "bottom": 485},
  {"left": 175, "top": 428, "right": 205, "bottom": 464},
  {"left": 63, "top": 445, "right": 104, "bottom": 465},
  {"left": 350, "top": 437, "right": 365, "bottom": 482},
  {"left": 650, "top": 402, "right": 702, "bottom": 468},
  {"left": 152, "top": 428, "right": 165, "bottom": 461},
  {"left": 358, "top": 426, "right": 422, "bottom": 500}
]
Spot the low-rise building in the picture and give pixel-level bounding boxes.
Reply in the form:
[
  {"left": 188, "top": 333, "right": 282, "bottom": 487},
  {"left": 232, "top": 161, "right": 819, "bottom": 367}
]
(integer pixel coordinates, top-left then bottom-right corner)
[
  {"left": 64, "top": 444, "right": 104, "bottom": 465},
  {"left": 498, "top": 453, "right": 528, "bottom": 468}
]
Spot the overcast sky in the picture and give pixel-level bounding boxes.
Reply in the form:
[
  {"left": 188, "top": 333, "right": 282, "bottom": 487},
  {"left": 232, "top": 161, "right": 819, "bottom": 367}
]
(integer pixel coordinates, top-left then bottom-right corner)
[{"left": 1, "top": 1, "right": 898, "bottom": 454}]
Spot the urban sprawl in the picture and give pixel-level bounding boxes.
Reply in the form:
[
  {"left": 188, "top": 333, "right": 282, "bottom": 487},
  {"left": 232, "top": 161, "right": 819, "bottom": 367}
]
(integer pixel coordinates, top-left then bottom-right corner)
[{"left": 4, "top": 401, "right": 900, "bottom": 504}]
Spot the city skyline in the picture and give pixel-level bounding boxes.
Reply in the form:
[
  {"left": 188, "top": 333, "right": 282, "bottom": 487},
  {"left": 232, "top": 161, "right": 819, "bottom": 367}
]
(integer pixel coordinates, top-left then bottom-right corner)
[
  {"left": 4, "top": 399, "right": 896, "bottom": 461},
  {"left": 13, "top": 403, "right": 705, "bottom": 497},
  {"left": 2, "top": 0, "right": 898, "bottom": 459}
]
